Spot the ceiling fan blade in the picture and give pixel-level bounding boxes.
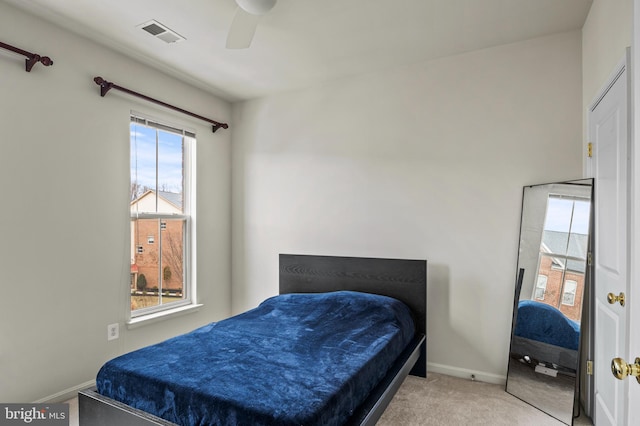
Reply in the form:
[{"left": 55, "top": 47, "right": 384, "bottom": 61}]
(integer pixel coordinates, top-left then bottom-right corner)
[
  {"left": 236, "top": 0, "right": 277, "bottom": 16},
  {"left": 226, "top": 7, "right": 260, "bottom": 49}
]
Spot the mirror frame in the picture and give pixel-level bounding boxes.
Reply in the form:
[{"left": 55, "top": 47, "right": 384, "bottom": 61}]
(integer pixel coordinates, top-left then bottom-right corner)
[{"left": 505, "top": 178, "right": 594, "bottom": 425}]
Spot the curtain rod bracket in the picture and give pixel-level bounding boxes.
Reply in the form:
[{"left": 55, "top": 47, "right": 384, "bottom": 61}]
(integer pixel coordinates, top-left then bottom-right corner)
[
  {"left": 93, "top": 76, "right": 228, "bottom": 133},
  {"left": 0, "top": 41, "right": 53, "bottom": 72},
  {"left": 94, "top": 76, "right": 113, "bottom": 97},
  {"left": 25, "top": 54, "right": 53, "bottom": 72}
]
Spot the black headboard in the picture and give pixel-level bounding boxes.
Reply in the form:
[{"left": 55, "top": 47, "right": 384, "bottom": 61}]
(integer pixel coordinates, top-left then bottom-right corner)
[{"left": 279, "top": 253, "right": 427, "bottom": 376}]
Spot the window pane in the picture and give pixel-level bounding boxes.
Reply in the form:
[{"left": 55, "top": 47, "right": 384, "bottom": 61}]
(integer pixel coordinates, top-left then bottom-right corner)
[
  {"left": 131, "top": 218, "right": 160, "bottom": 310},
  {"left": 157, "top": 130, "right": 184, "bottom": 214},
  {"left": 570, "top": 200, "right": 591, "bottom": 235},
  {"left": 535, "top": 275, "right": 547, "bottom": 300},
  {"left": 130, "top": 123, "right": 157, "bottom": 207},
  {"left": 130, "top": 124, "right": 184, "bottom": 215},
  {"left": 567, "top": 201, "right": 590, "bottom": 263},
  {"left": 130, "top": 217, "right": 186, "bottom": 312},
  {"left": 562, "top": 280, "right": 578, "bottom": 306},
  {"left": 541, "top": 196, "right": 591, "bottom": 257},
  {"left": 160, "top": 218, "right": 185, "bottom": 300},
  {"left": 537, "top": 254, "right": 564, "bottom": 308},
  {"left": 543, "top": 197, "right": 574, "bottom": 233}
]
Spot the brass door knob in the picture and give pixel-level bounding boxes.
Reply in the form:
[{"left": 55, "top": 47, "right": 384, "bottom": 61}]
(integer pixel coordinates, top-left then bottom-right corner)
[
  {"left": 607, "top": 292, "right": 625, "bottom": 306},
  {"left": 611, "top": 357, "right": 640, "bottom": 383}
]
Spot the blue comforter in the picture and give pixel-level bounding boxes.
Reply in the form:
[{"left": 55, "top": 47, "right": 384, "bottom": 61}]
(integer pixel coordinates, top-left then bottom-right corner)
[
  {"left": 514, "top": 299, "right": 580, "bottom": 350},
  {"left": 96, "top": 291, "right": 415, "bottom": 425}
]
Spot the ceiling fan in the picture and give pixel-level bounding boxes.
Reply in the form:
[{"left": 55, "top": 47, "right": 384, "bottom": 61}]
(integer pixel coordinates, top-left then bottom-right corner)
[{"left": 226, "top": 0, "right": 277, "bottom": 49}]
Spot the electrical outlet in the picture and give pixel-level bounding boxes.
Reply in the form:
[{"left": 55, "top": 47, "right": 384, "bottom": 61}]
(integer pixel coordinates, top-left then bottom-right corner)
[{"left": 107, "top": 323, "right": 119, "bottom": 341}]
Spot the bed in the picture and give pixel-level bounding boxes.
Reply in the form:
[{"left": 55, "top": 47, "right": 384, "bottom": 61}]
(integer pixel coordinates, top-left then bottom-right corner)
[
  {"left": 79, "top": 254, "right": 427, "bottom": 425},
  {"left": 510, "top": 300, "right": 580, "bottom": 370}
]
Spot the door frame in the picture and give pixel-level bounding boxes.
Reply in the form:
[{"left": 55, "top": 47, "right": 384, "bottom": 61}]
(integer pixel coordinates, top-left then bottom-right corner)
[{"left": 630, "top": 1, "right": 640, "bottom": 423}]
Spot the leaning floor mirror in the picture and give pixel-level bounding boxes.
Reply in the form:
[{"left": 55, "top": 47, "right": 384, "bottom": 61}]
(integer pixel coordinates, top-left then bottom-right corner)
[{"left": 505, "top": 179, "right": 594, "bottom": 425}]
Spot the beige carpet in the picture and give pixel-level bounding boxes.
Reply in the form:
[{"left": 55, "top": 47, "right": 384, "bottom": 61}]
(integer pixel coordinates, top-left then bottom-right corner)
[
  {"left": 67, "top": 372, "right": 593, "bottom": 425},
  {"left": 505, "top": 359, "right": 576, "bottom": 424},
  {"left": 378, "top": 373, "right": 592, "bottom": 426}
]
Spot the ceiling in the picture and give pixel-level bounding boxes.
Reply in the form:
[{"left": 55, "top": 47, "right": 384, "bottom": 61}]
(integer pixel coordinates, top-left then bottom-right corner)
[{"left": 5, "top": 0, "right": 593, "bottom": 102}]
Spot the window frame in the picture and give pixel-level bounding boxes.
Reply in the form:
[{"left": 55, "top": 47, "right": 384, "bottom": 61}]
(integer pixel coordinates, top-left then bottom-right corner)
[{"left": 129, "top": 113, "right": 197, "bottom": 321}]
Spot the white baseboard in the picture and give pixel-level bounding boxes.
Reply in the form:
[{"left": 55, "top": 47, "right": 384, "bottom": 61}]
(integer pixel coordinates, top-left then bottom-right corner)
[
  {"left": 34, "top": 380, "right": 95, "bottom": 403},
  {"left": 427, "top": 362, "right": 506, "bottom": 386}
]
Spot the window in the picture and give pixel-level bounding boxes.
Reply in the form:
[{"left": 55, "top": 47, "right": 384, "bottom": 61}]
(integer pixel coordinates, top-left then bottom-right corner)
[
  {"left": 534, "top": 275, "right": 547, "bottom": 300},
  {"left": 130, "top": 115, "right": 195, "bottom": 317},
  {"left": 562, "top": 280, "right": 578, "bottom": 306}
]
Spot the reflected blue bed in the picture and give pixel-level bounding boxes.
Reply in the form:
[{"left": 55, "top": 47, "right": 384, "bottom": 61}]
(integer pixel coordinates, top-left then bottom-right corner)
[
  {"left": 514, "top": 300, "right": 580, "bottom": 350},
  {"left": 510, "top": 299, "right": 580, "bottom": 369},
  {"left": 95, "top": 291, "right": 416, "bottom": 426}
]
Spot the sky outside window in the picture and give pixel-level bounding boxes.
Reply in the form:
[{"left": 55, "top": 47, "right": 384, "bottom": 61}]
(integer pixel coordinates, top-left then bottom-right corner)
[
  {"left": 543, "top": 197, "right": 590, "bottom": 234},
  {"left": 131, "top": 123, "right": 184, "bottom": 212}
]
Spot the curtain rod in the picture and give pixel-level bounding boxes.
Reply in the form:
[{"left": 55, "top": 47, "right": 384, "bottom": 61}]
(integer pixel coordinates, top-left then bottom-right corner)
[
  {"left": 0, "top": 41, "right": 53, "bottom": 72},
  {"left": 93, "top": 77, "right": 229, "bottom": 133}
]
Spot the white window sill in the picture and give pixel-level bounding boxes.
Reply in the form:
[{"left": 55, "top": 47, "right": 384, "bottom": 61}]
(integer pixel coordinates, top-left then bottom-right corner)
[{"left": 126, "top": 303, "right": 203, "bottom": 329}]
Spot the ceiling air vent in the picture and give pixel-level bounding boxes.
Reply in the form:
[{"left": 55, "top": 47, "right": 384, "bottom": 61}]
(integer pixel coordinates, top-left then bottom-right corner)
[{"left": 138, "top": 20, "right": 185, "bottom": 44}]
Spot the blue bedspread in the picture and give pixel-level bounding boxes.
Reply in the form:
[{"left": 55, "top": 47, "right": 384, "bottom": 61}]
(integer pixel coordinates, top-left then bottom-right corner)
[
  {"left": 96, "top": 291, "right": 415, "bottom": 425},
  {"left": 514, "top": 300, "right": 580, "bottom": 350}
]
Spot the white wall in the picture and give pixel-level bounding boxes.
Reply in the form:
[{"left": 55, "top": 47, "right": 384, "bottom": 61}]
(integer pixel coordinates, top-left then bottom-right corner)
[
  {"left": 582, "top": 0, "right": 632, "bottom": 139},
  {"left": 231, "top": 31, "right": 583, "bottom": 382},
  {"left": 0, "top": 2, "right": 231, "bottom": 402}
]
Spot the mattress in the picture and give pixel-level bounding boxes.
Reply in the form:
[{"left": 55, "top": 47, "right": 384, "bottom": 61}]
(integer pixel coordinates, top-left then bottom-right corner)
[{"left": 96, "top": 291, "right": 416, "bottom": 426}]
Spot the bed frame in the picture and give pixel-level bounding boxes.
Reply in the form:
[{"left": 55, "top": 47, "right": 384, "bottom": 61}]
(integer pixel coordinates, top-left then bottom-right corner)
[
  {"left": 78, "top": 254, "right": 427, "bottom": 426},
  {"left": 510, "top": 336, "right": 578, "bottom": 373}
]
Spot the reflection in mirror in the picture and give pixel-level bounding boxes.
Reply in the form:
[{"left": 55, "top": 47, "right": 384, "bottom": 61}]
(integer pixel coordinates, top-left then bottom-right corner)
[{"left": 506, "top": 179, "right": 594, "bottom": 425}]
